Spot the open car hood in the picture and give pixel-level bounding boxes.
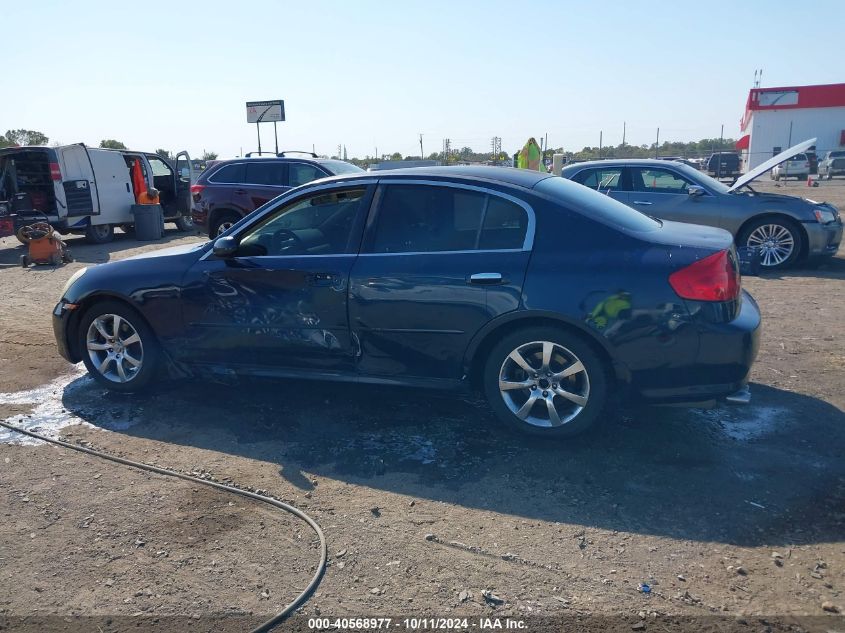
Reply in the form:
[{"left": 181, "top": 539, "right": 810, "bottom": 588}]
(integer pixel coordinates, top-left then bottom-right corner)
[{"left": 728, "top": 138, "right": 817, "bottom": 192}]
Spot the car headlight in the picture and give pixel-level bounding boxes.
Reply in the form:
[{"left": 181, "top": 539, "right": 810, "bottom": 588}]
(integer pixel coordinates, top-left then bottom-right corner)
[
  {"left": 61, "top": 267, "right": 87, "bottom": 297},
  {"left": 814, "top": 208, "right": 836, "bottom": 224}
]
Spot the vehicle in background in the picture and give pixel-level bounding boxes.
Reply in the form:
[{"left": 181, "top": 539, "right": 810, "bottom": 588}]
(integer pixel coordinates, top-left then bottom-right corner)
[
  {"left": 704, "top": 152, "right": 741, "bottom": 179},
  {"left": 771, "top": 153, "right": 810, "bottom": 181},
  {"left": 55, "top": 166, "right": 760, "bottom": 438},
  {"left": 561, "top": 140, "right": 841, "bottom": 270},
  {"left": 191, "top": 153, "right": 364, "bottom": 237},
  {"left": 657, "top": 157, "right": 698, "bottom": 168},
  {"left": 0, "top": 144, "right": 193, "bottom": 243},
  {"left": 819, "top": 151, "right": 845, "bottom": 179}
]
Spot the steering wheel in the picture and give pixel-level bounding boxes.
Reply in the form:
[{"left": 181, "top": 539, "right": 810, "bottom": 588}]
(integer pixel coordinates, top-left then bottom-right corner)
[{"left": 273, "top": 228, "right": 303, "bottom": 254}]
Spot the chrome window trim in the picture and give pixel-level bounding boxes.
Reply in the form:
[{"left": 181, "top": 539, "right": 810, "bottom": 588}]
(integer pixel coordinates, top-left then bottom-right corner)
[
  {"left": 358, "top": 248, "right": 524, "bottom": 257},
  {"left": 367, "top": 178, "right": 536, "bottom": 252}
]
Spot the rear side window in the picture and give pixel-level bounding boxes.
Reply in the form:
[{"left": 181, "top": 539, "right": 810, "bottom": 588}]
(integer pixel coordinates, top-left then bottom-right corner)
[
  {"left": 245, "top": 162, "right": 288, "bottom": 186},
  {"left": 367, "top": 185, "right": 528, "bottom": 254},
  {"left": 289, "top": 163, "right": 326, "bottom": 187},
  {"left": 209, "top": 163, "right": 245, "bottom": 184},
  {"left": 535, "top": 177, "right": 660, "bottom": 233},
  {"left": 572, "top": 167, "right": 624, "bottom": 191}
]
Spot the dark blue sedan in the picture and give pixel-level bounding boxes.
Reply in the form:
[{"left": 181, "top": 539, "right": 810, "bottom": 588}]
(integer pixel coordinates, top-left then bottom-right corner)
[{"left": 53, "top": 167, "right": 761, "bottom": 437}]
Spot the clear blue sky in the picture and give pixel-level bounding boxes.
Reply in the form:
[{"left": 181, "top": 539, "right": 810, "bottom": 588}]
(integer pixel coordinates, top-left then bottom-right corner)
[{"left": 3, "top": 0, "right": 844, "bottom": 159}]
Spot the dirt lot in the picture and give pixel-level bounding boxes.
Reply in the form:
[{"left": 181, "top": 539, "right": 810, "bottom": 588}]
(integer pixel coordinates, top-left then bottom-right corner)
[{"left": 2, "top": 182, "right": 845, "bottom": 631}]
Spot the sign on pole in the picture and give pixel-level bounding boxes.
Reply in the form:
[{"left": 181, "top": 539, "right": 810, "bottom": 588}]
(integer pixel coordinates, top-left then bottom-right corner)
[{"left": 246, "top": 100, "right": 285, "bottom": 123}]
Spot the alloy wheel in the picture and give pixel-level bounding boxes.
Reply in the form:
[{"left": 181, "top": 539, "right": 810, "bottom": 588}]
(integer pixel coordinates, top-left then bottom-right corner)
[
  {"left": 498, "top": 340, "right": 590, "bottom": 428},
  {"left": 216, "top": 221, "right": 235, "bottom": 236},
  {"left": 86, "top": 313, "right": 144, "bottom": 383},
  {"left": 746, "top": 224, "right": 795, "bottom": 267}
]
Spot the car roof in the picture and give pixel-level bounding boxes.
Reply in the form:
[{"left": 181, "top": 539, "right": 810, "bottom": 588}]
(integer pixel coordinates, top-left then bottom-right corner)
[{"left": 317, "top": 166, "right": 555, "bottom": 189}]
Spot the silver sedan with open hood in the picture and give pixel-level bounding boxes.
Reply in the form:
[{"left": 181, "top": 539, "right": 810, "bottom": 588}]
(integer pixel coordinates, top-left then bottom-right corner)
[{"left": 562, "top": 139, "right": 842, "bottom": 269}]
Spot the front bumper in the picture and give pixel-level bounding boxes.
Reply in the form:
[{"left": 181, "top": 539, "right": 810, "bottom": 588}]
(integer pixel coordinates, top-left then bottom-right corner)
[
  {"left": 52, "top": 301, "right": 76, "bottom": 363},
  {"left": 804, "top": 220, "right": 843, "bottom": 258}
]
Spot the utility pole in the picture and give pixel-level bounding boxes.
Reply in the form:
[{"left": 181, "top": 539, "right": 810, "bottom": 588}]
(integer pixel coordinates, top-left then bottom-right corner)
[
  {"left": 337, "top": 144, "right": 342, "bottom": 159},
  {"left": 490, "top": 136, "right": 501, "bottom": 164},
  {"left": 419, "top": 133, "right": 424, "bottom": 160},
  {"left": 622, "top": 121, "right": 626, "bottom": 146},
  {"left": 655, "top": 128, "right": 660, "bottom": 158},
  {"left": 599, "top": 131, "right": 603, "bottom": 159}
]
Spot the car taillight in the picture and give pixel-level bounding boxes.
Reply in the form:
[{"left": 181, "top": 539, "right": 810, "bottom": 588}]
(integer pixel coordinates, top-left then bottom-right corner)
[
  {"left": 49, "top": 162, "right": 61, "bottom": 181},
  {"left": 669, "top": 250, "right": 740, "bottom": 302},
  {"left": 190, "top": 184, "right": 205, "bottom": 198}
]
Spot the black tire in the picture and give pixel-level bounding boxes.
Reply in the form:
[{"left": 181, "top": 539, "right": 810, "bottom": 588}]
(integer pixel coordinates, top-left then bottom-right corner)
[
  {"left": 78, "top": 300, "right": 160, "bottom": 392},
  {"left": 210, "top": 211, "right": 241, "bottom": 238},
  {"left": 85, "top": 223, "right": 114, "bottom": 244},
  {"left": 174, "top": 214, "right": 194, "bottom": 232},
  {"left": 738, "top": 217, "right": 803, "bottom": 270},
  {"left": 482, "top": 326, "right": 609, "bottom": 438}
]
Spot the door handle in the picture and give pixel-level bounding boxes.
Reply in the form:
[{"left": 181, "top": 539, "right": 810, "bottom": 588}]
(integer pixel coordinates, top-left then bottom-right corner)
[
  {"left": 469, "top": 272, "right": 503, "bottom": 285},
  {"left": 312, "top": 272, "right": 337, "bottom": 286},
  {"left": 632, "top": 200, "right": 653, "bottom": 205}
]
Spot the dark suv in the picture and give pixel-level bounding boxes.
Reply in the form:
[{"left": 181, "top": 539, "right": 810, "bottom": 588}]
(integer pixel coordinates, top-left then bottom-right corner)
[
  {"left": 191, "top": 155, "right": 363, "bottom": 236},
  {"left": 705, "top": 152, "right": 741, "bottom": 179}
]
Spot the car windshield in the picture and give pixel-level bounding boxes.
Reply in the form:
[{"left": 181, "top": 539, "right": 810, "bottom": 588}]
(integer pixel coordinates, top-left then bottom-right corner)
[
  {"left": 536, "top": 176, "right": 661, "bottom": 232},
  {"left": 672, "top": 162, "right": 732, "bottom": 193},
  {"left": 319, "top": 160, "right": 364, "bottom": 175}
]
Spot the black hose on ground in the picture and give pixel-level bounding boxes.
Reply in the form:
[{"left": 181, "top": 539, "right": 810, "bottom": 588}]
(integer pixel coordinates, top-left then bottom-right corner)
[{"left": 0, "top": 419, "right": 327, "bottom": 633}]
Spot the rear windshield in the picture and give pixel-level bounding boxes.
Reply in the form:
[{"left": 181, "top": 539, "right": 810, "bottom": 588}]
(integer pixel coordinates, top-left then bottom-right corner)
[
  {"left": 318, "top": 160, "right": 364, "bottom": 175},
  {"left": 535, "top": 177, "right": 660, "bottom": 233}
]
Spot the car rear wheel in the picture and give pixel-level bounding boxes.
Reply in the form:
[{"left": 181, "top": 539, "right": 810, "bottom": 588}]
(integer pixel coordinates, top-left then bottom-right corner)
[
  {"left": 483, "top": 327, "right": 609, "bottom": 437},
  {"left": 211, "top": 212, "right": 240, "bottom": 237},
  {"left": 740, "top": 217, "right": 802, "bottom": 270},
  {"left": 78, "top": 301, "right": 159, "bottom": 392}
]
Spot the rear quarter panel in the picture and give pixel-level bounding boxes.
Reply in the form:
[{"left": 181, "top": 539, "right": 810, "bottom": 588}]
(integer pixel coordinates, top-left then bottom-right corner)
[{"left": 522, "top": 200, "right": 702, "bottom": 393}]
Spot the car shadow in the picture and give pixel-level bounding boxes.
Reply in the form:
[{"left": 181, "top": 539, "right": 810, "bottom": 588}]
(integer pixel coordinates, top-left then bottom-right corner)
[
  {"left": 0, "top": 228, "right": 201, "bottom": 268},
  {"left": 753, "top": 252, "right": 845, "bottom": 281},
  {"left": 60, "top": 375, "right": 845, "bottom": 548}
]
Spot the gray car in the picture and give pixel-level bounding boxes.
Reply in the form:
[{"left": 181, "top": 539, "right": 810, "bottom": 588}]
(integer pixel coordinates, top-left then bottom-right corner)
[{"left": 562, "top": 156, "right": 842, "bottom": 269}]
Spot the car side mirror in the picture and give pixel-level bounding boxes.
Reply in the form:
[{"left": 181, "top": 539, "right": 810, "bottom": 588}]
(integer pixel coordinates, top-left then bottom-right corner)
[
  {"left": 213, "top": 235, "right": 238, "bottom": 258},
  {"left": 688, "top": 185, "right": 706, "bottom": 197}
]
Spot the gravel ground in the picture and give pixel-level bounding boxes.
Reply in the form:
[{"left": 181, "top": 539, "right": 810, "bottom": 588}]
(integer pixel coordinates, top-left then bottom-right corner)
[{"left": 1, "top": 181, "right": 845, "bottom": 631}]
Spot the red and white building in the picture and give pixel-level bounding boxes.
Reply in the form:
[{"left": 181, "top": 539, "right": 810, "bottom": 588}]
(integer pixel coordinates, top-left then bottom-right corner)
[{"left": 737, "top": 82, "right": 845, "bottom": 171}]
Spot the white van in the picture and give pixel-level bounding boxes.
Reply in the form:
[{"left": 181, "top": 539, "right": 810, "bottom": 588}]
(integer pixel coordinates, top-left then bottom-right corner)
[{"left": 0, "top": 143, "right": 193, "bottom": 243}]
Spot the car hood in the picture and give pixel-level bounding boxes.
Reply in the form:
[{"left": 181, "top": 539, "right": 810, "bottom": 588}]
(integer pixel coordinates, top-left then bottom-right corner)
[
  {"left": 123, "top": 241, "right": 209, "bottom": 261},
  {"left": 728, "top": 138, "right": 816, "bottom": 192}
]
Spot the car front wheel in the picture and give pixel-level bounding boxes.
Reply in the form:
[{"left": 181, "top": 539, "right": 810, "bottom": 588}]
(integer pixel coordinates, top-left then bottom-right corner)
[
  {"left": 78, "top": 301, "right": 159, "bottom": 392},
  {"left": 483, "top": 327, "right": 609, "bottom": 437},
  {"left": 740, "top": 218, "right": 803, "bottom": 270}
]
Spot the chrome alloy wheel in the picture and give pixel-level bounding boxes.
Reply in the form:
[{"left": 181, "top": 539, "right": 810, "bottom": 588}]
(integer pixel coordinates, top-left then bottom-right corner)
[
  {"left": 746, "top": 224, "right": 795, "bottom": 267},
  {"left": 498, "top": 340, "right": 590, "bottom": 428},
  {"left": 86, "top": 314, "right": 144, "bottom": 383}
]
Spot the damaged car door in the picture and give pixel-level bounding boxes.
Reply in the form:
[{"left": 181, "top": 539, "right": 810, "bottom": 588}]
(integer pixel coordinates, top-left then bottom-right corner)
[{"left": 178, "top": 184, "right": 374, "bottom": 372}]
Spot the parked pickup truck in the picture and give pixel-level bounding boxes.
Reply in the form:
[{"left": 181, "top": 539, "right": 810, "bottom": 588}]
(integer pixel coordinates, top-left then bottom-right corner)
[{"left": 0, "top": 144, "right": 193, "bottom": 243}]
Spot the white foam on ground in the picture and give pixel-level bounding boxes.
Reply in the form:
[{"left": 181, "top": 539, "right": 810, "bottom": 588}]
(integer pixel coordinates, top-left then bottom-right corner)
[
  {"left": 0, "top": 368, "right": 141, "bottom": 446},
  {"left": 690, "top": 405, "right": 788, "bottom": 441}
]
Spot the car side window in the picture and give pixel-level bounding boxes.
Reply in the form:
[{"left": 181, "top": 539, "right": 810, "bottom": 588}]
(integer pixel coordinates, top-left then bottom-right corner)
[
  {"left": 289, "top": 163, "right": 326, "bottom": 187},
  {"left": 147, "top": 157, "right": 172, "bottom": 177},
  {"left": 367, "top": 185, "right": 528, "bottom": 254},
  {"left": 633, "top": 168, "right": 692, "bottom": 194},
  {"left": 209, "top": 163, "right": 245, "bottom": 184},
  {"left": 573, "top": 168, "right": 624, "bottom": 191},
  {"left": 245, "top": 162, "right": 288, "bottom": 186},
  {"left": 237, "top": 188, "right": 367, "bottom": 257}
]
